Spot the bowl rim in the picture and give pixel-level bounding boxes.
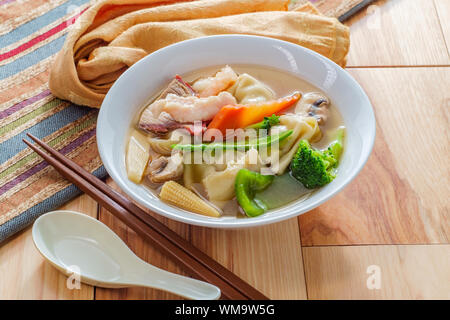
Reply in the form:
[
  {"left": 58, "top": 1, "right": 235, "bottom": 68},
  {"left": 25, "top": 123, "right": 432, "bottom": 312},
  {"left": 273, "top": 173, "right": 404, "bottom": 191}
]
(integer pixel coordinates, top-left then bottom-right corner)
[{"left": 97, "top": 34, "right": 376, "bottom": 228}]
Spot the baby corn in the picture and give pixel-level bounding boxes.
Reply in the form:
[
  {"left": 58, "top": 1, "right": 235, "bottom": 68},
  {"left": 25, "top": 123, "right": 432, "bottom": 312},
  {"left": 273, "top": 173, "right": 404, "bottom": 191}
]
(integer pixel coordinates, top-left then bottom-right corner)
[{"left": 160, "top": 181, "right": 221, "bottom": 217}]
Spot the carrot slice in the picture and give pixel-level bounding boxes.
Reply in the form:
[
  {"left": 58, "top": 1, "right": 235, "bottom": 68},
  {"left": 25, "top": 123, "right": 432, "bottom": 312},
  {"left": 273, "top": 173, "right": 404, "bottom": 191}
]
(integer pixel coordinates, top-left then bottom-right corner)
[
  {"left": 237, "top": 92, "right": 301, "bottom": 128},
  {"left": 206, "top": 92, "right": 301, "bottom": 138},
  {"left": 204, "top": 105, "right": 244, "bottom": 141}
]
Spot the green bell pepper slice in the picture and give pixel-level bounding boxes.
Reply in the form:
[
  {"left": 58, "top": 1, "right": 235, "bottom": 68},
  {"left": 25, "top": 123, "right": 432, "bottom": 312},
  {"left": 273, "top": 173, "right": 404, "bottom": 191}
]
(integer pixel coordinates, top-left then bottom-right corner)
[{"left": 235, "top": 169, "right": 274, "bottom": 217}]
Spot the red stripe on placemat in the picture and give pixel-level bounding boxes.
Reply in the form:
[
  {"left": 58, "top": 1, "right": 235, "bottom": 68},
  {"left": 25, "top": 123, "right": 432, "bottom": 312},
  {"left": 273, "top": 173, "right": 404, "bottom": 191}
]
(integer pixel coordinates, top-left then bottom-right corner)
[{"left": 0, "top": 7, "right": 88, "bottom": 62}]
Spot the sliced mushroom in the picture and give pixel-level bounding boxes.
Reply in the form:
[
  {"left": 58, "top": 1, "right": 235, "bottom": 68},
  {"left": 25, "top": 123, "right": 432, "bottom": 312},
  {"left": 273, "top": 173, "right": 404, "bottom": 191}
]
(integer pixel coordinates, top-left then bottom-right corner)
[
  {"left": 147, "top": 152, "right": 184, "bottom": 183},
  {"left": 295, "top": 92, "right": 330, "bottom": 125},
  {"left": 147, "top": 129, "right": 190, "bottom": 156}
]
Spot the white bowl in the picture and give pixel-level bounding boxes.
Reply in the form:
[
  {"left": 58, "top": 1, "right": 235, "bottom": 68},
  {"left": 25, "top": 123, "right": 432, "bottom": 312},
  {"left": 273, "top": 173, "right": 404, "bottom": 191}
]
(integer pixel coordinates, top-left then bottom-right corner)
[{"left": 97, "top": 35, "right": 375, "bottom": 228}]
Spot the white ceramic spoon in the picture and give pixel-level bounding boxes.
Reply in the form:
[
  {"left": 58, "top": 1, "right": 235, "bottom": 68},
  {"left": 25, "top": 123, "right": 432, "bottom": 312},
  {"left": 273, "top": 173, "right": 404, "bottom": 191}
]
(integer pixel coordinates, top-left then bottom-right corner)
[{"left": 32, "top": 210, "right": 221, "bottom": 300}]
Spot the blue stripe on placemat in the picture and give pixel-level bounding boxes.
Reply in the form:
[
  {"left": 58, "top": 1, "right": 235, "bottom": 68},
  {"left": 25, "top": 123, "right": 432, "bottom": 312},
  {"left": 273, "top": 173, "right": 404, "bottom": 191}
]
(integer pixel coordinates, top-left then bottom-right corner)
[
  {"left": 0, "top": 165, "right": 107, "bottom": 243},
  {"left": 0, "top": 0, "right": 88, "bottom": 47},
  {"left": 0, "top": 0, "right": 98, "bottom": 244},
  {"left": 0, "top": 104, "right": 92, "bottom": 163},
  {"left": 0, "top": 36, "right": 65, "bottom": 80}
]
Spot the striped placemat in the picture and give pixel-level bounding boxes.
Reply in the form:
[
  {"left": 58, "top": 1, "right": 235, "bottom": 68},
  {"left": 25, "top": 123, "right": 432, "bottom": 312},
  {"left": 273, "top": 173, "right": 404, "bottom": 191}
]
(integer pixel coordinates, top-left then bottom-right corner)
[
  {"left": 0, "top": 0, "right": 374, "bottom": 243},
  {"left": 0, "top": 0, "right": 104, "bottom": 242}
]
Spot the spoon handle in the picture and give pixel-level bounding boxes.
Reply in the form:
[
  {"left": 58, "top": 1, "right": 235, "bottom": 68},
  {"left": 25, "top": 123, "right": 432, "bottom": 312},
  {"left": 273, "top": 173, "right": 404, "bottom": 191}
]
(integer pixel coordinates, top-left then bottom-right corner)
[{"left": 125, "top": 263, "right": 221, "bottom": 300}]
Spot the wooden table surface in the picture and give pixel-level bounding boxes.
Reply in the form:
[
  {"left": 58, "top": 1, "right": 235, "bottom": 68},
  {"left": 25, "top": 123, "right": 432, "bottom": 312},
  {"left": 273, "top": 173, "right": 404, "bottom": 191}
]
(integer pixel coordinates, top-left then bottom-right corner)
[{"left": 0, "top": 0, "right": 449, "bottom": 300}]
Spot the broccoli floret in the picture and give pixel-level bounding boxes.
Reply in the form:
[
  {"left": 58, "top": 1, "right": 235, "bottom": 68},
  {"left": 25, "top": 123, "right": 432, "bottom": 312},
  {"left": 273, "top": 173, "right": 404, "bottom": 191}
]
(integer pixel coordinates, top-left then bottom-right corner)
[
  {"left": 290, "top": 128, "right": 344, "bottom": 189},
  {"left": 247, "top": 114, "right": 280, "bottom": 130},
  {"left": 260, "top": 114, "right": 280, "bottom": 130},
  {"left": 291, "top": 140, "right": 336, "bottom": 188}
]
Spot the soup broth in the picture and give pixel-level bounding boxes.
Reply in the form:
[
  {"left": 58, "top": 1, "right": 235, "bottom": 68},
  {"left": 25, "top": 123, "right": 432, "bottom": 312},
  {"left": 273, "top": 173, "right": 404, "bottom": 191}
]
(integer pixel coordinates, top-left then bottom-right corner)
[
  {"left": 127, "top": 65, "right": 345, "bottom": 218},
  {"left": 182, "top": 65, "right": 344, "bottom": 148}
]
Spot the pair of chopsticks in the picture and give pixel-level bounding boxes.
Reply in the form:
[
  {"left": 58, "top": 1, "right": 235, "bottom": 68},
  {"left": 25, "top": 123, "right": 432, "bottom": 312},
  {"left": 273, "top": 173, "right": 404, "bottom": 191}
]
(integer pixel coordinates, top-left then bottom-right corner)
[{"left": 23, "top": 133, "right": 268, "bottom": 300}]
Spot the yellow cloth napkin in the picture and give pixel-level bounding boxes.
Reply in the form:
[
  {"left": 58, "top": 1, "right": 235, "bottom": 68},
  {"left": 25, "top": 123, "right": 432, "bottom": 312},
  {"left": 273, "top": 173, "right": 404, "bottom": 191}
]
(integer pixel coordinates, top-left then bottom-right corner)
[{"left": 49, "top": 0, "right": 350, "bottom": 108}]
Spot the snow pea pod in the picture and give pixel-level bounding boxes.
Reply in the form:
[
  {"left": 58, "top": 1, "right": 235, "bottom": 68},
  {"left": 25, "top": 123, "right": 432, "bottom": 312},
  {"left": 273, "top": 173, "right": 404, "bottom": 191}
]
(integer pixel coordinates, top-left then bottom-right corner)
[{"left": 172, "top": 130, "right": 293, "bottom": 152}]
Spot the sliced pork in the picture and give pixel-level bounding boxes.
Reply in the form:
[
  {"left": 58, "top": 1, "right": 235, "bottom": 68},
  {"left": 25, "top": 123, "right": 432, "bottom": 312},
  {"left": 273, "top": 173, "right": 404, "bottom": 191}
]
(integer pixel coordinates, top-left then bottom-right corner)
[
  {"left": 138, "top": 75, "right": 195, "bottom": 134},
  {"left": 139, "top": 111, "right": 181, "bottom": 134},
  {"left": 157, "top": 75, "right": 196, "bottom": 99}
]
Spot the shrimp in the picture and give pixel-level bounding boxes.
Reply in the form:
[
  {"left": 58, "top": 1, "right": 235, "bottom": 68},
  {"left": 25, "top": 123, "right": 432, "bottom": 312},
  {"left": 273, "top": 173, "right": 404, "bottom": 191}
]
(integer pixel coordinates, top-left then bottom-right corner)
[
  {"left": 162, "top": 91, "right": 236, "bottom": 123},
  {"left": 192, "top": 65, "right": 238, "bottom": 97}
]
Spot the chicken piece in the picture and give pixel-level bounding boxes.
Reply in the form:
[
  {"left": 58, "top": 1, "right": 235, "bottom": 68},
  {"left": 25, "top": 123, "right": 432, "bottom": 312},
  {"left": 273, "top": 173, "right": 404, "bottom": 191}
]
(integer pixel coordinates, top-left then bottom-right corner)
[
  {"left": 295, "top": 92, "right": 330, "bottom": 125},
  {"left": 162, "top": 91, "right": 236, "bottom": 123},
  {"left": 138, "top": 75, "right": 195, "bottom": 134},
  {"left": 147, "top": 152, "right": 184, "bottom": 183},
  {"left": 192, "top": 65, "right": 238, "bottom": 97}
]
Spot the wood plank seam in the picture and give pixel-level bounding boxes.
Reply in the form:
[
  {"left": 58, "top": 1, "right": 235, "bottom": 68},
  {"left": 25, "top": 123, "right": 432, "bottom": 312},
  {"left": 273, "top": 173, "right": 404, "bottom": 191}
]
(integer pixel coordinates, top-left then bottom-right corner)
[{"left": 299, "top": 236, "right": 310, "bottom": 300}]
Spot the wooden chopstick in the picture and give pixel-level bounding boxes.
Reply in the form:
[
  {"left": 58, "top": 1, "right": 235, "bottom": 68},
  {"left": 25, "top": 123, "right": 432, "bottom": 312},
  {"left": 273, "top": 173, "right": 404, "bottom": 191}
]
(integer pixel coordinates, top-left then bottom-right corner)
[
  {"left": 25, "top": 135, "right": 263, "bottom": 300},
  {"left": 24, "top": 134, "right": 268, "bottom": 300},
  {"left": 23, "top": 138, "right": 244, "bottom": 300}
]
